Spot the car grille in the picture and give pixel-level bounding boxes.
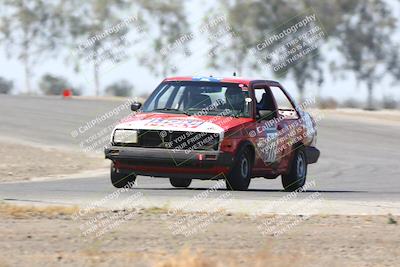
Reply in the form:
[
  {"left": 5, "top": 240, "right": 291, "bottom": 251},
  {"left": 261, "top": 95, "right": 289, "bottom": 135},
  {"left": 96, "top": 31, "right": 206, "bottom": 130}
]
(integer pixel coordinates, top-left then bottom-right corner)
[{"left": 114, "top": 130, "right": 220, "bottom": 151}]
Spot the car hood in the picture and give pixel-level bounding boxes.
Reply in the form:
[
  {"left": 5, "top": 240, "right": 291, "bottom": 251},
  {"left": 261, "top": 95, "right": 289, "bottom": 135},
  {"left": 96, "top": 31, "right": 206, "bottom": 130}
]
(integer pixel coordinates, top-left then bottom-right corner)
[{"left": 115, "top": 112, "right": 253, "bottom": 134}]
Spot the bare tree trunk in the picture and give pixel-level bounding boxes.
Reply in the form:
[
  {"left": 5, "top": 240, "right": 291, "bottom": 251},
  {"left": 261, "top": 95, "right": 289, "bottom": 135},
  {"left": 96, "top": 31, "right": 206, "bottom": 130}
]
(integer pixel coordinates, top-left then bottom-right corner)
[
  {"left": 94, "top": 63, "right": 100, "bottom": 96},
  {"left": 22, "top": 29, "right": 31, "bottom": 94},
  {"left": 235, "top": 62, "right": 243, "bottom": 77},
  {"left": 161, "top": 52, "right": 168, "bottom": 77},
  {"left": 366, "top": 81, "right": 374, "bottom": 110},
  {"left": 93, "top": 45, "right": 100, "bottom": 96},
  {"left": 316, "top": 70, "right": 324, "bottom": 107},
  {"left": 298, "top": 86, "right": 305, "bottom": 104},
  {"left": 316, "top": 87, "right": 321, "bottom": 107},
  {"left": 23, "top": 55, "right": 32, "bottom": 95}
]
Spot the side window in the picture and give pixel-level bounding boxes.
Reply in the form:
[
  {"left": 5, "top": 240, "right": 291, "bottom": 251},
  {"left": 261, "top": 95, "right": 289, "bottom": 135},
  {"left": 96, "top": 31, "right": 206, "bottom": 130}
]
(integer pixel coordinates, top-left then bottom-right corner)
[
  {"left": 154, "top": 85, "right": 175, "bottom": 109},
  {"left": 145, "top": 84, "right": 167, "bottom": 110},
  {"left": 270, "top": 86, "right": 298, "bottom": 119},
  {"left": 171, "top": 86, "right": 185, "bottom": 109},
  {"left": 254, "top": 88, "right": 264, "bottom": 103},
  {"left": 254, "top": 87, "right": 277, "bottom": 120}
]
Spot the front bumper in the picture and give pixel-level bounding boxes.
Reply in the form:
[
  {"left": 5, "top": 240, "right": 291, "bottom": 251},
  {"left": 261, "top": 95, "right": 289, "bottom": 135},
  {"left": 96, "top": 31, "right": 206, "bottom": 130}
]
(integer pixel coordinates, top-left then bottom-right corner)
[
  {"left": 305, "top": 146, "right": 320, "bottom": 164},
  {"left": 105, "top": 146, "right": 234, "bottom": 168}
]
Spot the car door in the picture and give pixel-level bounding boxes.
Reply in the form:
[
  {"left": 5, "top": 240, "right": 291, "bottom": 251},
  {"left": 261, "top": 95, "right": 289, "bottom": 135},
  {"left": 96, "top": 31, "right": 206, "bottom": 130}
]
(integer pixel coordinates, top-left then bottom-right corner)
[
  {"left": 268, "top": 85, "right": 302, "bottom": 171},
  {"left": 250, "top": 85, "right": 286, "bottom": 173}
]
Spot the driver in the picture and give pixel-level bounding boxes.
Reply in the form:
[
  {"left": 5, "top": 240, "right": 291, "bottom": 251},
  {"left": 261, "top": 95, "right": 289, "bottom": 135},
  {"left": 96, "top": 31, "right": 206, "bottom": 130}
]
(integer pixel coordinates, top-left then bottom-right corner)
[{"left": 223, "top": 87, "right": 245, "bottom": 113}]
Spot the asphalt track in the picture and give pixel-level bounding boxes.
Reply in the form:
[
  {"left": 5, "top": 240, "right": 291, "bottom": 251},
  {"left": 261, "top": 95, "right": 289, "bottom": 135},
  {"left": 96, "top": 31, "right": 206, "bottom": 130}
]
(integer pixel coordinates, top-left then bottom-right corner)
[{"left": 0, "top": 95, "right": 400, "bottom": 214}]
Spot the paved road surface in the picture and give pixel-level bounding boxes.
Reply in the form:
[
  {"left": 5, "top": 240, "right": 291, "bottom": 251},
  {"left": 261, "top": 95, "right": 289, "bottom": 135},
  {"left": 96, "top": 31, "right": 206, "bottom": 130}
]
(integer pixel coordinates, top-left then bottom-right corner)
[{"left": 0, "top": 95, "right": 399, "bottom": 211}]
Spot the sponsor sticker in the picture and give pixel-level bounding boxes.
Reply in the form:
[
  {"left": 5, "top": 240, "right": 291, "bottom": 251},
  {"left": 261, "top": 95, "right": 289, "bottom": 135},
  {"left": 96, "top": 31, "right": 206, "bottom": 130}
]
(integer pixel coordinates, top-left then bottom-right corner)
[{"left": 145, "top": 118, "right": 205, "bottom": 129}]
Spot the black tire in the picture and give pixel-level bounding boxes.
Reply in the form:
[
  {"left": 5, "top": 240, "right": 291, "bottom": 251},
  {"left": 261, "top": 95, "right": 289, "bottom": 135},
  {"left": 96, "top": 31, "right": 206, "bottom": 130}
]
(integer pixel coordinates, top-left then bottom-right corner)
[
  {"left": 225, "top": 146, "right": 252, "bottom": 191},
  {"left": 281, "top": 147, "right": 307, "bottom": 191},
  {"left": 169, "top": 178, "right": 192, "bottom": 188},
  {"left": 110, "top": 163, "right": 136, "bottom": 188}
]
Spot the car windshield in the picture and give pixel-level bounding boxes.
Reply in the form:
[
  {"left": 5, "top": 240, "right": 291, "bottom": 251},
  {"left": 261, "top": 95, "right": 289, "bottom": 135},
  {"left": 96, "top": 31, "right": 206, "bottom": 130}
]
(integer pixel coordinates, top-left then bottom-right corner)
[{"left": 142, "top": 81, "right": 251, "bottom": 117}]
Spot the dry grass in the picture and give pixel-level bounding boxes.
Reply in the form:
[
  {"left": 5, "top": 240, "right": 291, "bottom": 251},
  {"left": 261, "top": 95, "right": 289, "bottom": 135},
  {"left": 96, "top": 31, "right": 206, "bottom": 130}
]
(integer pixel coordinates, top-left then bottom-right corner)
[
  {"left": 0, "top": 140, "right": 107, "bottom": 183},
  {"left": 153, "top": 247, "right": 304, "bottom": 267},
  {"left": 144, "top": 206, "right": 170, "bottom": 214},
  {"left": 0, "top": 203, "right": 79, "bottom": 219},
  {"left": 155, "top": 248, "right": 215, "bottom": 267},
  {"left": 387, "top": 214, "right": 398, "bottom": 224}
]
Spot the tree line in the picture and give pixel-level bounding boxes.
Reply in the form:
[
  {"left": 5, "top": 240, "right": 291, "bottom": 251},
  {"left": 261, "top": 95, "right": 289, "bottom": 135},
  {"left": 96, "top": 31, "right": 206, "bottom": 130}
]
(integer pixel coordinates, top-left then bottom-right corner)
[{"left": 0, "top": 0, "right": 399, "bottom": 108}]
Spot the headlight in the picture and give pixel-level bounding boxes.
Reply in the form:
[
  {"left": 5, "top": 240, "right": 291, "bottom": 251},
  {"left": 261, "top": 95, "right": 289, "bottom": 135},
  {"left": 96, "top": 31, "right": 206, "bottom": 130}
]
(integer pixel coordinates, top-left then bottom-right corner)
[{"left": 113, "top": 129, "right": 138, "bottom": 144}]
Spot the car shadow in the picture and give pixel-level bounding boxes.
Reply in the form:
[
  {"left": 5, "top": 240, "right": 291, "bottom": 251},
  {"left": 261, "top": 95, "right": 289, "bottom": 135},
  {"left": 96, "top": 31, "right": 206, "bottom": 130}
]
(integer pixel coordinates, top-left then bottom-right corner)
[{"left": 131, "top": 187, "right": 366, "bottom": 194}]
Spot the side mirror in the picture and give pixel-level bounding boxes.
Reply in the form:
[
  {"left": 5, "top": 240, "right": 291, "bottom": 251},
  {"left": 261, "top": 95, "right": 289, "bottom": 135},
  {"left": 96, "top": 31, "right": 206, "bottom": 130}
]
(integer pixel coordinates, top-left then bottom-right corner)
[{"left": 131, "top": 102, "right": 142, "bottom": 111}]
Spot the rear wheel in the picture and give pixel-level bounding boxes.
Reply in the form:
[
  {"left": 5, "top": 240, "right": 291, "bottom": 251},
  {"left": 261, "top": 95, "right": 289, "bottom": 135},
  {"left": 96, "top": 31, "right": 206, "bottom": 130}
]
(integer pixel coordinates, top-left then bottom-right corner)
[
  {"left": 225, "top": 146, "right": 252, "bottom": 191},
  {"left": 169, "top": 178, "right": 192, "bottom": 188},
  {"left": 110, "top": 163, "right": 136, "bottom": 188},
  {"left": 281, "top": 147, "right": 307, "bottom": 191}
]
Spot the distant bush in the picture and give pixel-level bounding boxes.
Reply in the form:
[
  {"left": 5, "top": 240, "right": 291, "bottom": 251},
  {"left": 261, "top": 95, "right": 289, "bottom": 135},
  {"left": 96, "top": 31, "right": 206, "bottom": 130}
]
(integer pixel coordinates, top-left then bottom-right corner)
[
  {"left": 341, "top": 98, "right": 362, "bottom": 109},
  {"left": 139, "top": 92, "right": 150, "bottom": 100},
  {"left": 39, "top": 74, "right": 72, "bottom": 95},
  {"left": 318, "top": 97, "right": 338, "bottom": 109},
  {"left": 105, "top": 80, "right": 133, "bottom": 97},
  {"left": 382, "top": 96, "right": 398, "bottom": 109},
  {"left": 71, "top": 87, "right": 82, "bottom": 96},
  {"left": 0, "top": 77, "right": 13, "bottom": 94}
]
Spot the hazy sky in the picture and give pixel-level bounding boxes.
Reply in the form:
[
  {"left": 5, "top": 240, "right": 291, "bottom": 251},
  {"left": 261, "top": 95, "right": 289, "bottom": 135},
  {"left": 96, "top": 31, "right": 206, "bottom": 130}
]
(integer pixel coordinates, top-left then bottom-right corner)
[{"left": 1, "top": 0, "right": 399, "bottom": 103}]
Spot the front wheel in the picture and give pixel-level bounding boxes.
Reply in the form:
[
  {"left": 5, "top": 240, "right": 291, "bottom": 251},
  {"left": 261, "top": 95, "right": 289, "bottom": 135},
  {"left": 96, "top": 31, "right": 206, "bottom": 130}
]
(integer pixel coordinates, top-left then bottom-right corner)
[
  {"left": 281, "top": 147, "right": 307, "bottom": 191},
  {"left": 169, "top": 178, "right": 192, "bottom": 188},
  {"left": 110, "top": 163, "right": 136, "bottom": 188},
  {"left": 225, "top": 146, "right": 252, "bottom": 191}
]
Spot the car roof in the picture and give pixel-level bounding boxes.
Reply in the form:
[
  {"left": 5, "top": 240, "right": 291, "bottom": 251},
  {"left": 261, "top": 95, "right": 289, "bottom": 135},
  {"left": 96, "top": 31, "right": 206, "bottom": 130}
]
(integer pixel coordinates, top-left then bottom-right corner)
[{"left": 163, "top": 76, "right": 281, "bottom": 87}]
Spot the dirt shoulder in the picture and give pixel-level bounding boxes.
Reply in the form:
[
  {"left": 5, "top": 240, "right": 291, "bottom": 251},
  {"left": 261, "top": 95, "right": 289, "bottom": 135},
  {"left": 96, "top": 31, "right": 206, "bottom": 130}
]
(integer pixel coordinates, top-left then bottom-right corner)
[
  {"left": 314, "top": 108, "right": 400, "bottom": 125},
  {"left": 0, "top": 140, "right": 108, "bottom": 183},
  {"left": 0, "top": 204, "right": 398, "bottom": 267}
]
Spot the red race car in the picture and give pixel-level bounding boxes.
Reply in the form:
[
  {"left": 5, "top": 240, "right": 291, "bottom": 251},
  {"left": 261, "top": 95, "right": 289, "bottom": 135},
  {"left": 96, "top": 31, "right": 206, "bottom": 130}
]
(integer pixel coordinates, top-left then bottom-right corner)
[{"left": 105, "top": 76, "right": 320, "bottom": 191}]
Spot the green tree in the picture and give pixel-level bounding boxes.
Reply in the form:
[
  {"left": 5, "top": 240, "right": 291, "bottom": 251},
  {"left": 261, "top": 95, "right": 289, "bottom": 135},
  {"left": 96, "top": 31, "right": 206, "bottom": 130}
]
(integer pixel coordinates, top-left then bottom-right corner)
[
  {"left": 65, "top": 0, "right": 142, "bottom": 96},
  {"left": 105, "top": 80, "right": 133, "bottom": 96},
  {"left": 137, "top": 0, "right": 191, "bottom": 77},
  {"left": 39, "top": 74, "right": 71, "bottom": 95},
  {"left": 0, "top": 0, "right": 63, "bottom": 94},
  {"left": 333, "top": 0, "right": 398, "bottom": 109},
  {"left": 203, "top": 0, "right": 325, "bottom": 103},
  {"left": 387, "top": 44, "right": 400, "bottom": 94},
  {"left": 203, "top": 0, "right": 399, "bottom": 106},
  {"left": 0, "top": 77, "right": 13, "bottom": 94}
]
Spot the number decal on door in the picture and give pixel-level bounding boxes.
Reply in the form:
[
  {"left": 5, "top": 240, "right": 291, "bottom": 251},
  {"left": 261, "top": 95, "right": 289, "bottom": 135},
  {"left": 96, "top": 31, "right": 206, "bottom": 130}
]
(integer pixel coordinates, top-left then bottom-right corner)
[{"left": 256, "top": 127, "right": 278, "bottom": 163}]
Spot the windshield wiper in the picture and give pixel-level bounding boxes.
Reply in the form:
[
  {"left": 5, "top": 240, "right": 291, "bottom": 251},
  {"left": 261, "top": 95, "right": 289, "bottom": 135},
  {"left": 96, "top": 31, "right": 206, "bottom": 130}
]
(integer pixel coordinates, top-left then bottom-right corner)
[
  {"left": 153, "top": 108, "right": 191, "bottom": 116},
  {"left": 227, "top": 113, "right": 240, "bottom": 118}
]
